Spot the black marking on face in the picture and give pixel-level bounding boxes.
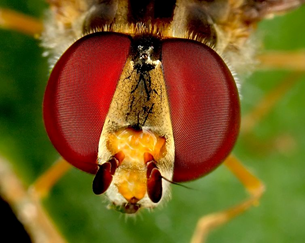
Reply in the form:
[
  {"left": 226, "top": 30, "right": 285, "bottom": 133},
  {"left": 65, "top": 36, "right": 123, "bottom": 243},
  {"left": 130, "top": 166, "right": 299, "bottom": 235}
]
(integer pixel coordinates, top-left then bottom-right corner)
[
  {"left": 142, "top": 103, "right": 155, "bottom": 126},
  {"left": 131, "top": 62, "right": 155, "bottom": 101},
  {"left": 124, "top": 36, "right": 162, "bottom": 128}
]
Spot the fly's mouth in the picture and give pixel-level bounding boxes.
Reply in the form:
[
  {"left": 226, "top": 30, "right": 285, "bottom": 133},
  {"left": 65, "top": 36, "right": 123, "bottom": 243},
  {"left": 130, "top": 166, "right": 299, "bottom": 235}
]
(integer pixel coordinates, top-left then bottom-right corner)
[
  {"left": 94, "top": 127, "right": 169, "bottom": 208},
  {"left": 109, "top": 202, "right": 141, "bottom": 214}
]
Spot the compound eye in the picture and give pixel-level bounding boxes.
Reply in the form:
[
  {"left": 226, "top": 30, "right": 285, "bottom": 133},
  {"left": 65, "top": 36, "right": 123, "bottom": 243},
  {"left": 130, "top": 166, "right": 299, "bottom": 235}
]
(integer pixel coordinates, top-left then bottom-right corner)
[
  {"left": 162, "top": 39, "right": 240, "bottom": 182},
  {"left": 43, "top": 33, "right": 131, "bottom": 173}
]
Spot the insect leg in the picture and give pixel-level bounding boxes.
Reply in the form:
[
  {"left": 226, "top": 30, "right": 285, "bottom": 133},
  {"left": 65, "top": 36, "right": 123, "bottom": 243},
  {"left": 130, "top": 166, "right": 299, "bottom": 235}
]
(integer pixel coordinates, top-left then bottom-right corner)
[
  {"left": 241, "top": 72, "right": 304, "bottom": 134},
  {"left": 190, "top": 154, "right": 265, "bottom": 243},
  {"left": 258, "top": 51, "right": 305, "bottom": 71},
  {"left": 29, "top": 158, "right": 72, "bottom": 199},
  {"left": 0, "top": 8, "right": 42, "bottom": 35}
]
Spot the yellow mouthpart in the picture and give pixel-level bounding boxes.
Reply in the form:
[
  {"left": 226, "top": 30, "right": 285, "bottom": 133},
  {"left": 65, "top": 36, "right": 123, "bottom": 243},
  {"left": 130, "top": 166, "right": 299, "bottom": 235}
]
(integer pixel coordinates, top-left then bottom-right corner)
[{"left": 107, "top": 128, "right": 166, "bottom": 202}]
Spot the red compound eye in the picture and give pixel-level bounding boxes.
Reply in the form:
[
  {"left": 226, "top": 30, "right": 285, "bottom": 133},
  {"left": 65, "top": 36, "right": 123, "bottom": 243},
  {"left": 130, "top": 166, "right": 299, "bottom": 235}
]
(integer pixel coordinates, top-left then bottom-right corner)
[
  {"left": 43, "top": 33, "right": 131, "bottom": 173},
  {"left": 162, "top": 39, "right": 240, "bottom": 182}
]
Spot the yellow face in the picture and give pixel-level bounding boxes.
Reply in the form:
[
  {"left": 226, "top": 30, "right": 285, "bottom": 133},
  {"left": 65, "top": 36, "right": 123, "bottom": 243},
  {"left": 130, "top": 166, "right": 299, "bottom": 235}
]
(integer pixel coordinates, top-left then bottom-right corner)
[
  {"left": 104, "top": 128, "right": 166, "bottom": 212},
  {"left": 95, "top": 40, "right": 175, "bottom": 212}
]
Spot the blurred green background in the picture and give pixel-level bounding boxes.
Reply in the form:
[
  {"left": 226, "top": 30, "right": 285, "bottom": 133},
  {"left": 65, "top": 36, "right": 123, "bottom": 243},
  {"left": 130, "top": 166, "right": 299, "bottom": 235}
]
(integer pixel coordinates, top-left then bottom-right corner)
[{"left": 0, "top": 1, "right": 305, "bottom": 243}]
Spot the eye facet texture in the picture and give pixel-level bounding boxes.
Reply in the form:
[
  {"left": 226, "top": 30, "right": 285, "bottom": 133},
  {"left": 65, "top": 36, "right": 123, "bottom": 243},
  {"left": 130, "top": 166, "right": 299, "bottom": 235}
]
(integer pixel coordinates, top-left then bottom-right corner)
[
  {"left": 162, "top": 39, "right": 240, "bottom": 182},
  {"left": 43, "top": 33, "right": 131, "bottom": 173},
  {"left": 44, "top": 34, "right": 239, "bottom": 183}
]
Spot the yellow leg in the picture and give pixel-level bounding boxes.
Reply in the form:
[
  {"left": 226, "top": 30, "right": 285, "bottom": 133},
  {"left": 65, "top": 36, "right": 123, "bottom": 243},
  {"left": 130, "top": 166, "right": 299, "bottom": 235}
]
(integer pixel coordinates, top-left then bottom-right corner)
[
  {"left": 240, "top": 72, "right": 304, "bottom": 134},
  {"left": 0, "top": 8, "right": 43, "bottom": 35},
  {"left": 190, "top": 155, "right": 265, "bottom": 243},
  {"left": 258, "top": 51, "right": 305, "bottom": 71},
  {"left": 29, "top": 158, "right": 72, "bottom": 200},
  {"left": 191, "top": 65, "right": 303, "bottom": 243}
]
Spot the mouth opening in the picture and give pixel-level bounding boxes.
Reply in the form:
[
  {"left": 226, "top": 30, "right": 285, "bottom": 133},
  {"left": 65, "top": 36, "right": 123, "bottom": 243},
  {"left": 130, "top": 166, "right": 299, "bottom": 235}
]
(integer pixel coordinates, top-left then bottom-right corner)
[{"left": 110, "top": 202, "right": 141, "bottom": 214}]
